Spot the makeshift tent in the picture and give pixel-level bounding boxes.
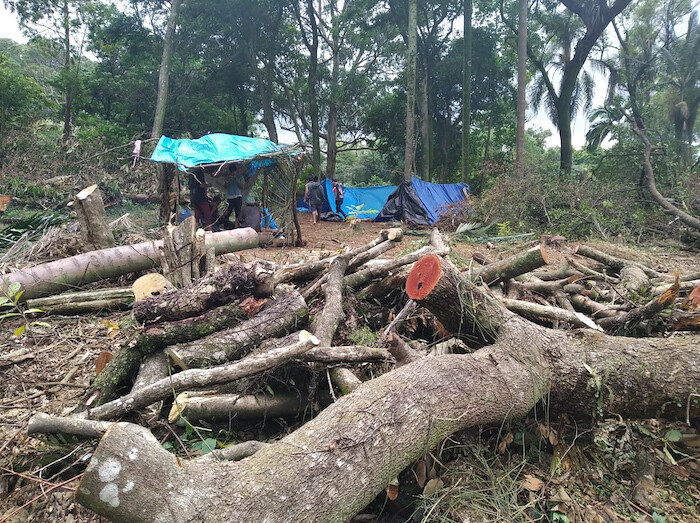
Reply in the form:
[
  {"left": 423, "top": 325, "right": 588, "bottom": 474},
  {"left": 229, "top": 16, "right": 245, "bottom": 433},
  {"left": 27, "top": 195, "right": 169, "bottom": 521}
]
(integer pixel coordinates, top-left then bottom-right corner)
[
  {"left": 376, "top": 177, "right": 469, "bottom": 226},
  {"left": 151, "top": 133, "right": 300, "bottom": 242},
  {"left": 322, "top": 178, "right": 396, "bottom": 220}
]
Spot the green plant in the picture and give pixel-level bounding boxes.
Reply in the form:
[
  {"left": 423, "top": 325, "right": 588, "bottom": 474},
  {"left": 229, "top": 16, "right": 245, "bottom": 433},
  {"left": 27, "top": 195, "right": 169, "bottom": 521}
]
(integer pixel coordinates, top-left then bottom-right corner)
[
  {"left": 0, "top": 282, "right": 48, "bottom": 336},
  {"left": 497, "top": 221, "right": 513, "bottom": 236},
  {"left": 348, "top": 326, "right": 377, "bottom": 346}
]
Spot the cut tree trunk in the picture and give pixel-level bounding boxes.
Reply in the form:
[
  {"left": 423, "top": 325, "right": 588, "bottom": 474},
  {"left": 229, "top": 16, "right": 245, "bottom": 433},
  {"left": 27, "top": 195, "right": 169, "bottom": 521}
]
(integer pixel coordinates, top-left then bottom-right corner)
[
  {"left": 73, "top": 184, "right": 115, "bottom": 251},
  {"left": 1, "top": 228, "right": 259, "bottom": 301},
  {"left": 76, "top": 312, "right": 699, "bottom": 522},
  {"left": 133, "top": 260, "right": 274, "bottom": 324}
]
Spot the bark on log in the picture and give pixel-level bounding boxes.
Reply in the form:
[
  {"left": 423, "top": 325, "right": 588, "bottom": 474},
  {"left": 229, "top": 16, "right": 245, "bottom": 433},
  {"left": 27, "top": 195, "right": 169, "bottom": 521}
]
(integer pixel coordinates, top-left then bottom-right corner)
[
  {"left": 166, "top": 290, "right": 308, "bottom": 368},
  {"left": 197, "top": 440, "right": 268, "bottom": 463},
  {"left": 132, "top": 352, "right": 170, "bottom": 419},
  {"left": 133, "top": 260, "right": 274, "bottom": 324},
  {"left": 26, "top": 288, "right": 134, "bottom": 313},
  {"left": 386, "top": 333, "right": 422, "bottom": 367},
  {"left": 85, "top": 332, "right": 319, "bottom": 420},
  {"left": 619, "top": 265, "right": 651, "bottom": 295},
  {"left": 1, "top": 228, "right": 259, "bottom": 301},
  {"left": 73, "top": 184, "right": 115, "bottom": 251},
  {"left": 501, "top": 298, "right": 600, "bottom": 330},
  {"left": 472, "top": 244, "right": 549, "bottom": 284},
  {"left": 85, "top": 300, "right": 249, "bottom": 406},
  {"left": 27, "top": 413, "right": 113, "bottom": 438}
]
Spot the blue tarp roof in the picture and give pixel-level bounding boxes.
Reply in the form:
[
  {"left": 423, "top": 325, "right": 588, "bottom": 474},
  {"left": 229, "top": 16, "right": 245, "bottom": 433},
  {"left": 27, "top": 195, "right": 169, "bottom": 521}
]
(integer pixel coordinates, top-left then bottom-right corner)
[
  {"left": 150, "top": 133, "right": 287, "bottom": 171},
  {"left": 411, "top": 177, "right": 469, "bottom": 225}
]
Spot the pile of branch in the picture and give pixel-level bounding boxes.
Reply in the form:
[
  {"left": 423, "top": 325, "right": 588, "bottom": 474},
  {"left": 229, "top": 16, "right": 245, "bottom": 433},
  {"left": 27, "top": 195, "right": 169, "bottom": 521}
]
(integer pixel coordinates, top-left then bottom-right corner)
[
  {"left": 22, "top": 233, "right": 699, "bottom": 522},
  {"left": 465, "top": 243, "right": 700, "bottom": 335}
]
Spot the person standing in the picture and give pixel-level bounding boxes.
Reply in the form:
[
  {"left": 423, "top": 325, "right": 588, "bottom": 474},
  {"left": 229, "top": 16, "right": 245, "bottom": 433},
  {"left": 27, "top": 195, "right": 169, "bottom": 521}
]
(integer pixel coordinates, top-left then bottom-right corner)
[
  {"left": 332, "top": 179, "right": 346, "bottom": 219},
  {"left": 188, "top": 167, "right": 212, "bottom": 229},
  {"left": 304, "top": 176, "right": 324, "bottom": 224},
  {"left": 220, "top": 163, "right": 245, "bottom": 229}
]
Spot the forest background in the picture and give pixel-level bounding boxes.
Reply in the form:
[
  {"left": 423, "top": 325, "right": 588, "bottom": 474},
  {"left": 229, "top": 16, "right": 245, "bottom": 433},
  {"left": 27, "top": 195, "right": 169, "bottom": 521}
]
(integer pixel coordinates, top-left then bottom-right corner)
[{"left": 0, "top": 0, "right": 698, "bottom": 242}]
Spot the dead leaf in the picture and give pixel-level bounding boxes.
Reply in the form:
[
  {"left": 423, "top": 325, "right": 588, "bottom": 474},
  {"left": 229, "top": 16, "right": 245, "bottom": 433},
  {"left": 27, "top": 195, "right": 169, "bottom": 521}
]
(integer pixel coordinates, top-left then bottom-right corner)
[
  {"left": 414, "top": 459, "right": 427, "bottom": 488},
  {"left": 423, "top": 478, "right": 443, "bottom": 497},
  {"left": 549, "top": 486, "right": 572, "bottom": 503},
  {"left": 498, "top": 432, "right": 514, "bottom": 453},
  {"left": 386, "top": 482, "right": 399, "bottom": 501},
  {"left": 95, "top": 352, "right": 112, "bottom": 375},
  {"left": 239, "top": 296, "right": 268, "bottom": 318},
  {"left": 102, "top": 319, "right": 120, "bottom": 338},
  {"left": 689, "top": 284, "right": 700, "bottom": 308},
  {"left": 522, "top": 474, "right": 544, "bottom": 492}
]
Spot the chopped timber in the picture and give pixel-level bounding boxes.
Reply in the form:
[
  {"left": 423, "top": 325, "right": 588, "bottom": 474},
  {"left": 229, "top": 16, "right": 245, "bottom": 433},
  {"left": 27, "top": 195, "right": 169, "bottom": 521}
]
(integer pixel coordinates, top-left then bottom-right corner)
[
  {"left": 197, "top": 441, "right": 268, "bottom": 463},
  {"left": 85, "top": 331, "right": 319, "bottom": 420},
  {"left": 132, "top": 352, "right": 170, "bottom": 419},
  {"left": 133, "top": 260, "right": 274, "bottom": 324},
  {"left": 73, "top": 184, "right": 115, "bottom": 251},
  {"left": 619, "top": 265, "right": 651, "bottom": 295},
  {"left": 501, "top": 298, "right": 600, "bottom": 330},
  {"left": 386, "top": 333, "right": 422, "bottom": 367},
  {"left": 27, "top": 413, "right": 113, "bottom": 438},
  {"left": 84, "top": 300, "right": 249, "bottom": 407},
  {"left": 158, "top": 217, "right": 198, "bottom": 287},
  {"left": 168, "top": 392, "right": 310, "bottom": 424},
  {"left": 575, "top": 244, "right": 663, "bottom": 279},
  {"left": 26, "top": 288, "right": 134, "bottom": 315},
  {"left": 1, "top": 228, "right": 259, "bottom": 301},
  {"left": 473, "top": 244, "right": 549, "bottom": 284},
  {"left": 166, "top": 290, "right": 308, "bottom": 368}
]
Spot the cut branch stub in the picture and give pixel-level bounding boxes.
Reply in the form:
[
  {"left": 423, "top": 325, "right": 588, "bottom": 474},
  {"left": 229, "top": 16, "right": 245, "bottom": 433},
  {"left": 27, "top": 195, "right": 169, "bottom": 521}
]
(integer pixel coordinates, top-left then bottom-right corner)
[{"left": 406, "top": 254, "right": 442, "bottom": 300}]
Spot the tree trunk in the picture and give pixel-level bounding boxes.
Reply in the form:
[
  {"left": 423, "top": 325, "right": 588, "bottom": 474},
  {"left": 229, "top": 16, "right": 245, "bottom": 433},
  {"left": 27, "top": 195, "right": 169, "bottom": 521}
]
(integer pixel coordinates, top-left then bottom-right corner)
[
  {"left": 77, "top": 312, "right": 699, "bottom": 522},
  {"left": 73, "top": 185, "right": 115, "bottom": 251},
  {"left": 418, "top": 59, "right": 430, "bottom": 181},
  {"left": 152, "top": 0, "right": 183, "bottom": 223},
  {"left": 306, "top": 0, "right": 321, "bottom": 178},
  {"left": 515, "top": 0, "right": 527, "bottom": 177},
  {"left": 61, "top": 0, "right": 72, "bottom": 147},
  {"left": 0, "top": 228, "right": 259, "bottom": 301},
  {"left": 403, "top": 0, "right": 417, "bottom": 182},
  {"left": 462, "top": 0, "right": 472, "bottom": 184}
]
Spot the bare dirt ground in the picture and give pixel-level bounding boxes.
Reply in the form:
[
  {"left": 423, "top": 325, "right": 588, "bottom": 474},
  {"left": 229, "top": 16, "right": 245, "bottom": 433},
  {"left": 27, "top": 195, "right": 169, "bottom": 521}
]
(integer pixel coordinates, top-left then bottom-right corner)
[{"left": 1, "top": 217, "right": 699, "bottom": 522}]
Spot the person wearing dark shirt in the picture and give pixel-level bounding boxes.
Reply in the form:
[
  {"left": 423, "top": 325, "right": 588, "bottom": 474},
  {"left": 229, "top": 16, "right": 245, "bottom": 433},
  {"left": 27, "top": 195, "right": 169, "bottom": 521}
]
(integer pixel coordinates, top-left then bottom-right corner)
[
  {"left": 220, "top": 163, "right": 245, "bottom": 229},
  {"left": 188, "top": 167, "right": 212, "bottom": 229},
  {"left": 332, "top": 179, "right": 346, "bottom": 219},
  {"left": 304, "top": 176, "right": 324, "bottom": 224},
  {"left": 239, "top": 195, "right": 261, "bottom": 232}
]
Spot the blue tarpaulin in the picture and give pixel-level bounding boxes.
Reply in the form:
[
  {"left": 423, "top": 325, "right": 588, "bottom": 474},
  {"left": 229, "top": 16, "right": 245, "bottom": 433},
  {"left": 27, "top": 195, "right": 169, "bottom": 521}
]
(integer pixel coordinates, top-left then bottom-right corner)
[
  {"left": 151, "top": 133, "right": 285, "bottom": 171},
  {"left": 411, "top": 177, "right": 469, "bottom": 225},
  {"left": 322, "top": 178, "right": 396, "bottom": 219}
]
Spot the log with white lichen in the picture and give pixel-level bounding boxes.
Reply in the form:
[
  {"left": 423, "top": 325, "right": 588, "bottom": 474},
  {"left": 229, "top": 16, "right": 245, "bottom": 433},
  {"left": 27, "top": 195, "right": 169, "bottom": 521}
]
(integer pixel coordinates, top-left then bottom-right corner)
[{"left": 74, "top": 253, "right": 699, "bottom": 522}]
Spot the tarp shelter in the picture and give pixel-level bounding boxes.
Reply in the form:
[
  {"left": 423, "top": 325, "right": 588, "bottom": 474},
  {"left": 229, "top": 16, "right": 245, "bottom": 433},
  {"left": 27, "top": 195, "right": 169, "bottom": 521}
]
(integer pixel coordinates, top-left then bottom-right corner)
[
  {"left": 322, "top": 178, "right": 396, "bottom": 219},
  {"left": 375, "top": 177, "right": 470, "bottom": 226},
  {"left": 151, "top": 133, "right": 299, "bottom": 239}
]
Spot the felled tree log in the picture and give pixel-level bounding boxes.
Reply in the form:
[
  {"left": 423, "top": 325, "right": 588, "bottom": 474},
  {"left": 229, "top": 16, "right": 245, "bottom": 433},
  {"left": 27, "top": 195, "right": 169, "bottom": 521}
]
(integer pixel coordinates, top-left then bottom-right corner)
[
  {"left": 73, "top": 184, "right": 115, "bottom": 251},
  {"left": 76, "top": 274, "right": 699, "bottom": 522},
  {"left": 167, "top": 290, "right": 308, "bottom": 368},
  {"left": 619, "top": 265, "right": 650, "bottom": 295},
  {"left": 158, "top": 217, "right": 201, "bottom": 287},
  {"left": 575, "top": 244, "right": 663, "bottom": 279},
  {"left": 1, "top": 228, "right": 259, "bottom": 301},
  {"left": 197, "top": 440, "right": 268, "bottom": 463},
  {"left": 26, "top": 288, "right": 134, "bottom": 315},
  {"left": 168, "top": 392, "right": 309, "bottom": 424},
  {"left": 84, "top": 331, "right": 319, "bottom": 420},
  {"left": 85, "top": 300, "right": 250, "bottom": 406},
  {"left": 132, "top": 352, "right": 170, "bottom": 419},
  {"left": 133, "top": 260, "right": 274, "bottom": 324},
  {"left": 27, "top": 413, "right": 113, "bottom": 438},
  {"left": 472, "top": 244, "right": 549, "bottom": 285},
  {"left": 501, "top": 298, "right": 599, "bottom": 330}
]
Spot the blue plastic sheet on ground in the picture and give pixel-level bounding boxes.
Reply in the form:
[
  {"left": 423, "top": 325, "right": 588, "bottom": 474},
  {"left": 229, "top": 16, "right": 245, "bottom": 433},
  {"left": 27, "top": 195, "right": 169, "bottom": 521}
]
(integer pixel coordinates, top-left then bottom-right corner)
[
  {"left": 411, "top": 177, "right": 470, "bottom": 225},
  {"left": 151, "top": 133, "right": 285, "bottom": 171},
  {"left": 322, "top": 178, "right": 396, "bottom": 219},
  {"left": 262, "top": 208, "right": 278, "bottom": 229}
]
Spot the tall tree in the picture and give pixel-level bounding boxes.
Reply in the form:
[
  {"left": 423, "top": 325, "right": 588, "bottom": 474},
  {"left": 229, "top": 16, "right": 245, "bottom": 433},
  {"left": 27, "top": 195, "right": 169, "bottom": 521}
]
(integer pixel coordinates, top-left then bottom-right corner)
[
  {"left": 515, "top": 0, "right": 527, "bottom": 177},
  {"left": 504, "top": 0, "right": 633, "bottom": 174},
  {"left": 404, "top": 0, "right": 417, "bottom": 182},
  {"left": 152, "top": 0, "right": 183, "bottom": 223},
  {"left": 5, "top": 0, "right": 89, "bottom": 147},
  {"left": 461, "top": 0, "right": 472, "bottom": 183}
]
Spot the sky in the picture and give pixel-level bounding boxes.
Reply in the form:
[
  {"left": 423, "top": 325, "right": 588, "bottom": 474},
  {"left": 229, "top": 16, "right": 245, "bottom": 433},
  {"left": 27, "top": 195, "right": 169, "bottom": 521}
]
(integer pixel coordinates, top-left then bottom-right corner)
[{"left": 0, "top": 4, "right": 599, "bottom": 149}]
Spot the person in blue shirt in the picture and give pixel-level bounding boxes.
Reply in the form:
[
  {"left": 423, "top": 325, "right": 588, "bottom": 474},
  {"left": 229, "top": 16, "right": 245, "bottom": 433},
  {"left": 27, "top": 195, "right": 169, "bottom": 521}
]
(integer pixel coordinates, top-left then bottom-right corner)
[{"left": 220, "top": 163, "right": 245, "bottom": 229}]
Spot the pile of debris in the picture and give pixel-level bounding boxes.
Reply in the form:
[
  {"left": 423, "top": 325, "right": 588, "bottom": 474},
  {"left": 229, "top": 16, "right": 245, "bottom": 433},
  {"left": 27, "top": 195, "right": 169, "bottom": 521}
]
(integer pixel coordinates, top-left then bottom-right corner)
[{"left": 5, "top": 218, "right": 699, "bottom": 521}]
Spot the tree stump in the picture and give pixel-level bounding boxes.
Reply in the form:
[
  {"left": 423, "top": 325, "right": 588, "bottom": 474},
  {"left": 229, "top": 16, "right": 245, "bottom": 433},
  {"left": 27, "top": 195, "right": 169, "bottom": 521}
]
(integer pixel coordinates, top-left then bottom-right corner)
[{"left": 73, "top": 184, "right": 115, "bottom": 251}]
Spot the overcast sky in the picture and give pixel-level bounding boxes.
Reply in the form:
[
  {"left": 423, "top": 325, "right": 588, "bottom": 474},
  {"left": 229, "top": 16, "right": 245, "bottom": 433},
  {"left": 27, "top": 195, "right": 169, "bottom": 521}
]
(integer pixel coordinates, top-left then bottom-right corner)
[{"left": 0, "top": 3, "right": 600, "bottom": 149}]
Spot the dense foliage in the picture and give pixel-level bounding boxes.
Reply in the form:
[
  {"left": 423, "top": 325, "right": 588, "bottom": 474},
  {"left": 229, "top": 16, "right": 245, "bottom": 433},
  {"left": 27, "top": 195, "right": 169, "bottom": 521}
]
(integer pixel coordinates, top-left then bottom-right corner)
[{"left": 0, "top": 0, "right": 697, "bottom": 241}]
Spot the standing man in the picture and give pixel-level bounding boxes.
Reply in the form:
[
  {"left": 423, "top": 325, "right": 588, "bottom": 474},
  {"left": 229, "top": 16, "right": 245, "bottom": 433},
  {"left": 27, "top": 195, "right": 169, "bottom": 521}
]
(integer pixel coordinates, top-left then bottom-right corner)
[
  {"left": 188, "top": 167, "right": 212, "bottom": 229},
  {"left": 304, "top": 176, "right": 324, "bottom": 224},
  {"left": 220, "top": 163, "right": 245, "bottom": 229},
  {"left": 332, "top": 179, "right": 346, "bottom": 219}
]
